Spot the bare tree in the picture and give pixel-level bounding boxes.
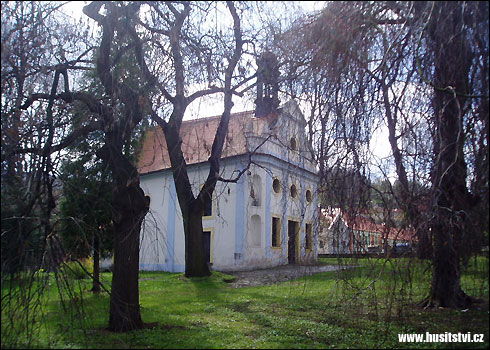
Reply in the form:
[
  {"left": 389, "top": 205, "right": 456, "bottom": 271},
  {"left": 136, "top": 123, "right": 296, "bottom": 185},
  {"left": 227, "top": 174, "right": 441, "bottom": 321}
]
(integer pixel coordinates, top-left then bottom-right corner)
[
  {"left": 2, "top": 1, "right": 260, "bottom": 334},
  {"left": 278, "top": 0, "right": 488, "bottom": 309},
  {"left": 1, "top": 1, "right": 101, "bottom": 344},
  {"left": 4, "top": 0, "right": 151, "bottom": 332},
  {"left": 1, "top": 1, "right": 82, "bottom": 275},
  {"left": 116, "top": 1, "right": 250, "bottom": 277}
]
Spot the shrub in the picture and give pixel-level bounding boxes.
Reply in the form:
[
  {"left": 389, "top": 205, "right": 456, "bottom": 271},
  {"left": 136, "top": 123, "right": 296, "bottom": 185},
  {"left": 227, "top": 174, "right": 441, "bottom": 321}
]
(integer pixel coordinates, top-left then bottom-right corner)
[{"left": 61, "top": 257, "right": 93, "bottom": 280}]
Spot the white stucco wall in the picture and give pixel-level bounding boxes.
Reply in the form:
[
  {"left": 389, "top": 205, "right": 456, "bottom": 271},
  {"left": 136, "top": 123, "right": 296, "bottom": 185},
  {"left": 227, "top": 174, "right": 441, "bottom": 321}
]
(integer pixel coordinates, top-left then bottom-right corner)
[
  {"left": 139, "top": 156, "right": 318, "bottom": 272},
  {"left": 139, "top": 101, "right": 319, "bottom": 272},
  {"left": 318, "top": 218, "right": 351, "bottom": 255}
]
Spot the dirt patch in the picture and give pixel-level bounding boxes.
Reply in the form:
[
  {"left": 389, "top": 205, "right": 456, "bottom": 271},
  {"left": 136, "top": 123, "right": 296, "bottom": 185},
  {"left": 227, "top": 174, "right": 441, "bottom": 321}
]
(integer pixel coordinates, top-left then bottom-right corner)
[{"left": 219, "top": 264, "right": 352, "bottom": 288}]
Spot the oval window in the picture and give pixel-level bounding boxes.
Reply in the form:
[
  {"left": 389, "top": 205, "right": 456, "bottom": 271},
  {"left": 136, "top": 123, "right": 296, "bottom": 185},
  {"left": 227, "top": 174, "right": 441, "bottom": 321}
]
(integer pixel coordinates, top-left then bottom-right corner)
[
  {"left": 306, "top": 189, "right": 312, "bottom": 203},
  {"left": 290, "top": 184, "right": 297, "bottom": 198},
  {"left": 290, "top": 137, "right": 298, "bottom": 151},
  {"left": 272, "top": 178, "right": 281, "bottom": 193}
]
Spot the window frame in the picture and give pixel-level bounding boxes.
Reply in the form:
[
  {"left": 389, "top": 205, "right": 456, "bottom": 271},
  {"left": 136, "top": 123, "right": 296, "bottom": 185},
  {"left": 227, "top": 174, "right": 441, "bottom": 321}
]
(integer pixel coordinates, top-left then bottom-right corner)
[
  {"left": 271, "top": 215, "right": 282, "bottom": 249},
  {"left": 202, "top": 227, "right": 214, "bottom": 264}
]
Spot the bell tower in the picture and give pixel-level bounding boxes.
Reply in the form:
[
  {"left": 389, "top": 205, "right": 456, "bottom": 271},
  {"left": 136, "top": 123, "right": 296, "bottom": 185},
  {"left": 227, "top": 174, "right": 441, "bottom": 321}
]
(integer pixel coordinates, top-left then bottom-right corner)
[{"left": 255, "top": 51, "right": 280, "bottom": 117}]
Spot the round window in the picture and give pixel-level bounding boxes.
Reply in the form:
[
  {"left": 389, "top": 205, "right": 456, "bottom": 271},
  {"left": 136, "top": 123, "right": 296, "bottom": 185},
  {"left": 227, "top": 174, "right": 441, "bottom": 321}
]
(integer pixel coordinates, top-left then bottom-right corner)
[
  {"left": 272, "top": 178, "right": 281, "bottom": 193},
  {"left": 290, "top": 184, "right": 297, "bottom": 198}
]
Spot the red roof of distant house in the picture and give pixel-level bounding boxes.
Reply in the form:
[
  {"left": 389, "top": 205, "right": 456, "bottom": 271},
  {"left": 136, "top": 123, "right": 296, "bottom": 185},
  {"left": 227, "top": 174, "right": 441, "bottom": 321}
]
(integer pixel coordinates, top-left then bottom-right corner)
[
  {"left": 137, "top": 110, "right": 279, "bottom": 174},
  {"left": 344, "top": 214, "right": 415, "bottom": 242},
  {"left": 319, "top": 208, "right": 416, "bottom": 242}
]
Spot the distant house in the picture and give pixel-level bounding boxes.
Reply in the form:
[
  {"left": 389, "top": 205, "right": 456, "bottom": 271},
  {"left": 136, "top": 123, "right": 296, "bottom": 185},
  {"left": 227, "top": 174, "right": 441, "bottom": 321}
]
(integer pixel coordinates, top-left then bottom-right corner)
[
  {"left": 317, "top": 208, "right": 350, "bottom": 254},
  {"left": 137, "top": 100, "right": 319, "bottom": 272},
  {"left": 318, "top": 208, "right": 415, "bottom": 255}
]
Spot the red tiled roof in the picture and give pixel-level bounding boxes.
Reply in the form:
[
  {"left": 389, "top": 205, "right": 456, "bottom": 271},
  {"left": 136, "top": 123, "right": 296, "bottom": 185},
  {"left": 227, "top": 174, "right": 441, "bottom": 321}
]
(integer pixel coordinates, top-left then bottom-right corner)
[
  {"left": 137, "top": 110, "right": 279, "bottom": 174},
  {"left": 344, "top": 215, "right": 415, "bottom": 242},
  {"left": 319, "top": 208, "right": 416, "bottom": 242}
]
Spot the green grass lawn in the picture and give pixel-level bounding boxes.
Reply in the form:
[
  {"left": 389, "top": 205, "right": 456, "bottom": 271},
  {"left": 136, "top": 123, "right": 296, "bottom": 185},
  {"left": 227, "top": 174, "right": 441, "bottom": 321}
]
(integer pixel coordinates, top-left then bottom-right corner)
[{"left": 2, "top": 256, "right": 488, "bottom": 349}]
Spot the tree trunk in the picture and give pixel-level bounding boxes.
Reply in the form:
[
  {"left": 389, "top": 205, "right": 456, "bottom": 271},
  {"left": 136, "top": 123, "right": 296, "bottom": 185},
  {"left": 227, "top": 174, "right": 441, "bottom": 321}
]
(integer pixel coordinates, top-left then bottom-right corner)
[
  {"left": 425, "top": 1, "right": 475, "bottom": 308},
  {"left": 163, "top": 117, "right": 211, "bottom": 278},
  {"left": 184, "top": 207, "right": 211, "bottom": 277},
  {"left": 429, "top": 220, "right": 472, "bottom": 308},
  {"left": 90, "top": 233, "right": 101, "bottom": 293},
  {"left": 108, "top": 183, "right": 147, "bottom": 331},
  {"left": 98, "top": 143, "right": 148, "bottom": 332},
  {"left": 416, "top": 229, "right": 432, "bottom": 260}
]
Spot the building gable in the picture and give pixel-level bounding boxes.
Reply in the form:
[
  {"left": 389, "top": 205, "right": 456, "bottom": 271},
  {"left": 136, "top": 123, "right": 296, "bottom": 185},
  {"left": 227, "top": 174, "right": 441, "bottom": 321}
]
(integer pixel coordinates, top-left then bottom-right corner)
[{"left": 137, "top": 100, "right": 316, "bottom": 176}]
